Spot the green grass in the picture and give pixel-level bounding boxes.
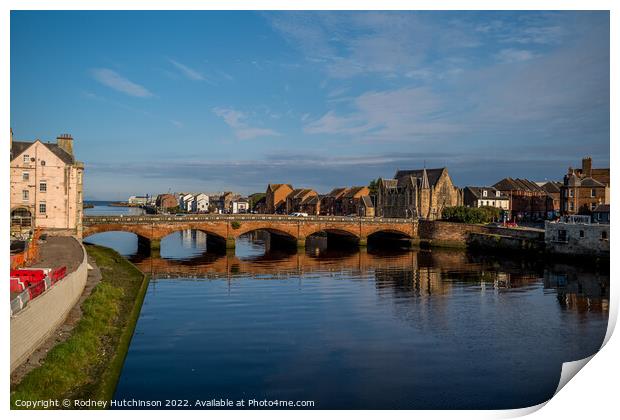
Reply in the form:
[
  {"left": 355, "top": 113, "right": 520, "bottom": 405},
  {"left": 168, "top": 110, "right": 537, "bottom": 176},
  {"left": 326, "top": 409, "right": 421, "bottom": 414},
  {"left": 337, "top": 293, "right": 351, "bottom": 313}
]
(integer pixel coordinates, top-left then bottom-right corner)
[{"left": 11, "top": 244, "right": 149, "bottom": 409}]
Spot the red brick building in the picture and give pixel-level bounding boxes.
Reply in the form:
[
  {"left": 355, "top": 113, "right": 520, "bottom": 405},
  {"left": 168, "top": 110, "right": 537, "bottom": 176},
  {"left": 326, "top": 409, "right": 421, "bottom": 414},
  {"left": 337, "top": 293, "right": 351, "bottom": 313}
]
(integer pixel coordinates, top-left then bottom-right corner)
[
  {"left": 320, "top": 187, "right": 349, "bottom": 216},
  {"left": 286, "top": 188, "right": 320, "bottom": 215},
  {"left": 493, "top": 178, "right": 553, "bottom": 221},
  {"left": 560, "top": 157, "right": 610, "bottom": 215},
  {"left": 156, "top": 193, "right": 178, "bottom": 210},
  {"left": 265, "top": 184, "right": 293, "bottom": 214}
]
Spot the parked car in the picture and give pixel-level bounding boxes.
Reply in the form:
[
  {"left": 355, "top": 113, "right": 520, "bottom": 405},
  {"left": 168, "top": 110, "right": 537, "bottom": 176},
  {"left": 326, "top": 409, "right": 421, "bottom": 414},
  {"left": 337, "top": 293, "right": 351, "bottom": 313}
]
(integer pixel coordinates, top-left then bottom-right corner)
[
  {"left": 290, "top": 212, "right": 308, "bottom": 217},
  {"left": 174, "top": 213, "right": 186, "bottom": 217}
]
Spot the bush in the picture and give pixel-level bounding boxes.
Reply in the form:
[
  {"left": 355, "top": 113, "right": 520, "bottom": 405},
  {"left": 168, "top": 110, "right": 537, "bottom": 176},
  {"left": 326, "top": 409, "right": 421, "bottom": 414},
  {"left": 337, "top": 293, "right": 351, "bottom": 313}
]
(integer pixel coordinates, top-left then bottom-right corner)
[
  {"left": 231, "top": 221, "right": 241, "bottom": 230},
  {"left": 441, "top": 206, "right": 500, "bottom": 224}
]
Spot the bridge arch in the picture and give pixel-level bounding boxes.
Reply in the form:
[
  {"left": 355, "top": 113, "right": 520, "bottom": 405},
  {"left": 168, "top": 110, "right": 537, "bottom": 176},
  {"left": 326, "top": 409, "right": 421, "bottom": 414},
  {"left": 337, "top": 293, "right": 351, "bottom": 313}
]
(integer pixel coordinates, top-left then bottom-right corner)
[
  {"left": 233, "top": 225, "right": 298, "bottom": 241},
  {"left": 367, "top": 228, "right": 413, "bottom": 239},
  {"left": 83, "top": 224, "right": 153, "bottom": 241},
  {"left": 82, "top": 228, "right": 152, "bottom": 257},
  {"left": 303, "top": 226, "right": 361, "bottom": 240},
  {"left": 158, "top": 227, "right": 227, "bottom": 242}
]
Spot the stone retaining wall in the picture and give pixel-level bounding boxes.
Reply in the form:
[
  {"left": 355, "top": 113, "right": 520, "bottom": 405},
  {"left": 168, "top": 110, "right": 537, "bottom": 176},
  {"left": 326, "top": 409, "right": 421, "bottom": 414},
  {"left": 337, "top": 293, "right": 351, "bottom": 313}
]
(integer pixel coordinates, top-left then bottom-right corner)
[
  {"left": 10, "top": 239, "right": 88, "bottom": 372},
  {"left": 418, "top": 220, "right": 544, "bottom": 247}
]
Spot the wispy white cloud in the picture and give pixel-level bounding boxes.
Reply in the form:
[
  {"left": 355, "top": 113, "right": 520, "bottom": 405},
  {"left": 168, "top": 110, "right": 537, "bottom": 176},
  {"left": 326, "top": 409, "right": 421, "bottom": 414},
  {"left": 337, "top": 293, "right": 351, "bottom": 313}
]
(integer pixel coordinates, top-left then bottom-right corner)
[
  {"left": 212, "top": 107, "right": 280, "bottom": 140},
  {"left": 495, "top": 48, "right": 537, "bottom": 63},
  {"left": 91, "top": 68, "right": 153, "bottom": 97},
  {"left": 500, "top": 25, "right": 566, "bottom": 45},
  {"left": 268, "top": 12, "right": 479, "bottom": 80},
  {"left": 168, "top": 59, "right": 206, "bottom": 81},
  {"left": 305, "top": 87, "right": 461, "bottom": 141}
]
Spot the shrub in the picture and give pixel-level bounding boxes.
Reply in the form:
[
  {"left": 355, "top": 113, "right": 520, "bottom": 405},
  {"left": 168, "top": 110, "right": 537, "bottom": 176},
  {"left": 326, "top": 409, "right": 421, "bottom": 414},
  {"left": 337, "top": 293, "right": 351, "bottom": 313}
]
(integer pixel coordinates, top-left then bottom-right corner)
[
  {"left": 441, "top": 206, "right": 500, "bottom": 224},
  {"left": 231, "top": 221, "right": 241, "bottom": 230}
]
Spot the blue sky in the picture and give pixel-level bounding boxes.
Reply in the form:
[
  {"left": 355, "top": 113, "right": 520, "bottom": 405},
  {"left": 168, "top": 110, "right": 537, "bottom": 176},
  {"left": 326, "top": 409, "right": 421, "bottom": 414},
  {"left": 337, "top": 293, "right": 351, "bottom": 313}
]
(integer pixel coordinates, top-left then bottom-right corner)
[{"left": 10, "top": 11, "right": 609, "bottom": 200}]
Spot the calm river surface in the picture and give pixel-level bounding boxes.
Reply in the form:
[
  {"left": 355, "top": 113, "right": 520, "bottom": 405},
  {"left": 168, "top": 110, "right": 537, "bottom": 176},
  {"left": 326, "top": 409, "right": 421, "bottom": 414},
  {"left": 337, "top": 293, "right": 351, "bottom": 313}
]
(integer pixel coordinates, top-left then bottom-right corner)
[{"left": 84, "top": 203, "right": 609, "bottom": 409}]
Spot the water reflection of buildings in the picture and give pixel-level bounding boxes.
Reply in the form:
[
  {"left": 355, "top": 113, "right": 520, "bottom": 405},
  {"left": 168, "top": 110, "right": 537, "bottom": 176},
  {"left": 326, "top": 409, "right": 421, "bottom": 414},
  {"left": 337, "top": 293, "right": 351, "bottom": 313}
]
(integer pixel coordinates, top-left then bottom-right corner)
[
  {"left": 130, "top": 241, "right": 609, "bottom": 315},
  {"left": 544, "top": 264, "right": 610, "bottom": 313},
  {"left": 178, "top": 229, "right": 208, "bottom": 251}
]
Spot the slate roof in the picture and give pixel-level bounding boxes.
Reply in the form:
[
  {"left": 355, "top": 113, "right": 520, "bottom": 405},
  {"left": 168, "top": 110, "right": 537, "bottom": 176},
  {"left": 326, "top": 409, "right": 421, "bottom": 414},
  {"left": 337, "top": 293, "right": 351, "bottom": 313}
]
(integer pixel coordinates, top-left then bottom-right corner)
[
  {"left": 343, "top": 186, "right": 367, "bottom": 198},
  {"left": 396, "top": 175, "right": 417, "bottom": 188},
  {"left": 267, "top": 183, "right": 293, "bottom": 192},
  {"left": 394, "top": 168, "right": 445, "bottom": 187},
  {"left": 290, "top": 188, "right": 317, "bottom": 200},
  {"left": 580, "top": 177, "right": 605, "bottom": 188},
  {"left": 539, "top": 181, "right": 562, "bottom": 194},
  {"left": 493, "top": 178, "right": 544, "bottom": 192},
  {"left": 11, "top": 140, "right": 75, "bottom": 164},
  {"left": 326, "top": 187, "right": 349, "bottom": 198},
  {"left": 464, "top": 186, "right": 509, "bottom": 200},
  {"left": 361, "top": 195, "right": 374, "bottom": 208},
  {"left": 381, "top": 179, "right": 398, "bottom": 189},
  {"left": 303, "top": 195, "right": 320, "bottom": 205}
]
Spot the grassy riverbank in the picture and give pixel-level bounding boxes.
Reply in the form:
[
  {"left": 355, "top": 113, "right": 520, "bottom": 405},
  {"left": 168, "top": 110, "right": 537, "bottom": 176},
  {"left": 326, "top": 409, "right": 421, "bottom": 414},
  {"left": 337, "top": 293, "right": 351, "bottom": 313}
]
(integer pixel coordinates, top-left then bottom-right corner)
[{"left": 11, "top": 244, "right": 149, "bottom": 409}]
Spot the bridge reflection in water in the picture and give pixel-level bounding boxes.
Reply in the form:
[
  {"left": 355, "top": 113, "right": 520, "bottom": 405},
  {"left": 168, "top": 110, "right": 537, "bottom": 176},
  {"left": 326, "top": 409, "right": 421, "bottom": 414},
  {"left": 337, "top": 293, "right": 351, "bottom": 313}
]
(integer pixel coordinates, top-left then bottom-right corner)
[{"left": 97, "top": 229, "right": 609, "bottom": 315}]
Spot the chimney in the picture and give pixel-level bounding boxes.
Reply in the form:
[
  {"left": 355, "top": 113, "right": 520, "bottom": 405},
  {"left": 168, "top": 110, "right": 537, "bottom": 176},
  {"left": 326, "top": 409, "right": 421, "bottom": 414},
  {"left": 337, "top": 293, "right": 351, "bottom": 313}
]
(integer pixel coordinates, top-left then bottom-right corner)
[
  {"left": 582, "top": 156, "right": 592, "bottom": 177},
  {"left": 57, "top": 133, "right": 74, "bottom": 156}
]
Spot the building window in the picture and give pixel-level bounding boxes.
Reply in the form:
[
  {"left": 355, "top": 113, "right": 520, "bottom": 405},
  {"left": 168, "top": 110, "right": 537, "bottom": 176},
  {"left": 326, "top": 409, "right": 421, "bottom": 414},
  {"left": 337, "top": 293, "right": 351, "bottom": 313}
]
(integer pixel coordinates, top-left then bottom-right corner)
[
  {"left": 569, "top": 202, "right": 574, "bottom": 211},
  {"left": 591, "top": 189, "right": 596, "bottom": 197},
  {"left": 23, "top": 154, "right": 30, "bottom": 163},
  {"left": 601, "top": 230, "right": 608, "bottom": 240},
  {"left": 579, "top": 230, "right": 584, "bottom": 238},
  {"left": 22, "top": 190, "right": 29, "bottom": 201},
  {"left": 39, "top": 203, "right": 47, "bottom": 214},
  {"left": 39, "top": 181, "right": 47, "bottom": 192},
  {"left": 22, "top": 172, "right": 29, "bottom": 181},
  {"left": 482, "top": 190, "right": 488, "bottom": 197},
  {"left": 569, "top": 190, "right": 574, "bottom": 197},
  {"left": 495, "top": 191, "right": 500, "bottom": 197},
  {"left": 558, "top": 230, "right": 567, "bottom": 242}
]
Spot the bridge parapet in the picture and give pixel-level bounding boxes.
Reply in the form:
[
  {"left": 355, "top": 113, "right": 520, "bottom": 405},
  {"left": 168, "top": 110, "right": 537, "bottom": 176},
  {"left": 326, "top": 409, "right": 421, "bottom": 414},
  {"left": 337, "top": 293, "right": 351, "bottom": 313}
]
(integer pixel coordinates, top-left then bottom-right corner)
[{"left": 83, "top": 214, "right": 415, "bottom": 225}]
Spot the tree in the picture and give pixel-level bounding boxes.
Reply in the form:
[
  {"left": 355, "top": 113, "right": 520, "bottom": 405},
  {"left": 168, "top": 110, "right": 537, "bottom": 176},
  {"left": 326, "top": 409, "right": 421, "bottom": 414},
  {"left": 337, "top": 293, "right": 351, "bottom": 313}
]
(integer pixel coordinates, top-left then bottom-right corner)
[
  {"left": 248, "top": 192, "right": 266, "bottom": 210},
  {"left": 368, "top": 179, "right": 380, "bottom": 196}
]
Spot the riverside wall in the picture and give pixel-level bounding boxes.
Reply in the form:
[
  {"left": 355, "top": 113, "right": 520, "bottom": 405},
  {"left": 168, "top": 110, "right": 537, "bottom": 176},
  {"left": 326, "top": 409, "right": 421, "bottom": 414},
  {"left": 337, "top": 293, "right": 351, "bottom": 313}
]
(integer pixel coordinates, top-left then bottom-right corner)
[
  {"left": 10, "top": 239, "right": 88, "bottom": 372},
  {"left": 417, "top": 220, "right": 544, "bottom": 250}
]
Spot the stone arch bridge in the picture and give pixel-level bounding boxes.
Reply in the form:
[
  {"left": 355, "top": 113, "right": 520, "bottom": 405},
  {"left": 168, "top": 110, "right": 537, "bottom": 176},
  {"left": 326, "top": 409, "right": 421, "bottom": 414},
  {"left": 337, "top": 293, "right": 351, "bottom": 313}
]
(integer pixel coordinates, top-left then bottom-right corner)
[{"left": 83, "top": 214, "right": 418, "bottom": 252}]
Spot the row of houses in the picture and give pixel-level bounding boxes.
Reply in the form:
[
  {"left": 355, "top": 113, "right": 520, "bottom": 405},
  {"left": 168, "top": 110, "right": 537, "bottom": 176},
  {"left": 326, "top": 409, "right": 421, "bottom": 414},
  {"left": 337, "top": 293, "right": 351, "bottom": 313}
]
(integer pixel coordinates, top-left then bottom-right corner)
[
  {"left": 256, "top": 157, "right": 610, "bottom": 222},
  {"left": 260, "top": 184, "right": 375, "bottom": 217},
  {"left": 154, "top": 191, "right": 250, "bottom": 214},
  {"left": 465, "top": 157, "right": 610, "bottom": 221}
]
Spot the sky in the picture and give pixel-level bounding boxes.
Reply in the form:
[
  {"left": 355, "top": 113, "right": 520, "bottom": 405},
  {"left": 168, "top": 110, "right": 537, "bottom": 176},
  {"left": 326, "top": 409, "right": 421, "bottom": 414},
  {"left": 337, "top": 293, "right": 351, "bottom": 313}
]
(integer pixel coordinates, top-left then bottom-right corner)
[{"left": 10, "top": 11, "right": 610, "bottom": 200}]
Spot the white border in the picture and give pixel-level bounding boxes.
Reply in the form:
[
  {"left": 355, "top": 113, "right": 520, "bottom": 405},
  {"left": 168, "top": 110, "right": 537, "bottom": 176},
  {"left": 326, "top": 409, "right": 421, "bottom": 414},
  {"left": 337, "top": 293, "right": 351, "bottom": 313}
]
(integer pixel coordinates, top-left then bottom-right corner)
[{"left": 3, "top": 1, "right": 616, "bottom": 419}]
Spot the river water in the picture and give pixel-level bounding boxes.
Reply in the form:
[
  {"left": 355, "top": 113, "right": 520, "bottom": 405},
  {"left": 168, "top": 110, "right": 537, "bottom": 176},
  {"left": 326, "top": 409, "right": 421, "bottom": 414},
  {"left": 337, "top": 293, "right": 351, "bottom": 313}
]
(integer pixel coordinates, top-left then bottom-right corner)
[{"left": 84, "top": 203, "right": 609, "bottom": 409}]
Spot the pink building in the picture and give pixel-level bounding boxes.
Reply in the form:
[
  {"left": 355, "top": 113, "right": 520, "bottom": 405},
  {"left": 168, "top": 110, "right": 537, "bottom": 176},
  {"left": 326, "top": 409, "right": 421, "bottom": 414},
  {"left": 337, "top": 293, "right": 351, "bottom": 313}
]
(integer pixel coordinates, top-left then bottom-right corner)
[{"left": 10, "top": 130, "right": 85, "bottom": 238}]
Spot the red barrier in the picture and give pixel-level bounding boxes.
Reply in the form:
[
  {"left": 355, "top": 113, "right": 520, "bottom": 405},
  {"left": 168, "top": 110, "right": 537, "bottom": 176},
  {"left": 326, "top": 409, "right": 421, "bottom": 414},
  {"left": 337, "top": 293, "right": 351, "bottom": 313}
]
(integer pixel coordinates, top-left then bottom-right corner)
[
  {"left": 10, "top": 278, "right": 26, "bottom": 293},
  {"left": 50, "top": 266, "right": 67, "bottom": 283},
  {"left": 27, "top": 280, "right": 46, "bottom": 300},
  {"left": 10, "top": 265, "right": 68, "bottom": 311},
  {"left": 10, "top": 269, "right": 47, "bottom": 286}
]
